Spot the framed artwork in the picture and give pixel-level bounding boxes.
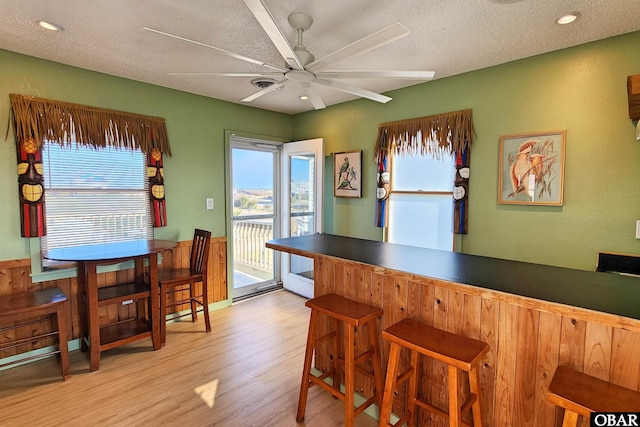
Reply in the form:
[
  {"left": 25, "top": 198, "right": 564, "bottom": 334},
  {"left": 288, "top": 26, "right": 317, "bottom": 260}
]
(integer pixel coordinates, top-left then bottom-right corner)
[
  {"left": 498, "top": 130, "right": 566, "bottom": 206},
  {"left": 334, "top": 150, "right": 362, "bottom": 198}
]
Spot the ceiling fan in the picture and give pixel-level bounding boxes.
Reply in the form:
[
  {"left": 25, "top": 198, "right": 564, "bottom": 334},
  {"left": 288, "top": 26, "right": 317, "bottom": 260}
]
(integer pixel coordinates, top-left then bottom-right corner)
[{"left": 143, "top": 0, "right": 435, "bottom": 110}]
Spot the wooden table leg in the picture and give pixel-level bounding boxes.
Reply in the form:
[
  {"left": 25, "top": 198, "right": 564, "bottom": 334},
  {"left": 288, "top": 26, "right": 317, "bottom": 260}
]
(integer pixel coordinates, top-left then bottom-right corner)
[
  {"left": 148, "top": 253, "right": 161, "bottom": 350},
  {"left": 134, "top": 258, "right": 146, "bottom": 320},
  {"left": 76, "top": 261, "right": 89, "bottom": 352},
  {"left": 56, "top": 300, "right": 71, "bottom": 380},
  {"left": 86, "top": 261, "right": 101, "bottom": 371}
]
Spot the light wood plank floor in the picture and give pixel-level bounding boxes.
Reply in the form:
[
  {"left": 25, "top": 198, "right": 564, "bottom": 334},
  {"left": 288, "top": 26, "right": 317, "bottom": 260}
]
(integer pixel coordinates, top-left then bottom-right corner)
[{"left": 0, "top": 290, "right": 378, "bottom": 427}]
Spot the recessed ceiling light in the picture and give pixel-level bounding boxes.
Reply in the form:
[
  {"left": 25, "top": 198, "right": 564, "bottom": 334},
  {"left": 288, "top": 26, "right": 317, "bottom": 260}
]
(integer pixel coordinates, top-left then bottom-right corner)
[
  {"left": 37, "top": 20, "right": 64, "bottom": 31},
  {"left": 299, "top": 95, "right": 309, "bottom": 100},
  {"left": 557, "top": 13, "right": 580, "bottom": 25}
]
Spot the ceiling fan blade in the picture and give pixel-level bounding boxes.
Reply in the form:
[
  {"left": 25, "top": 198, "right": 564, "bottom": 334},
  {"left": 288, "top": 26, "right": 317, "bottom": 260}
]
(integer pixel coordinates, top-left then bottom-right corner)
[
  {"left": 306, "top": 23, "right": 410, "bottom": 73},
  {"left": 243, "top": 0, "right": 303, "bottom": 70},
  {"left": 316, "top": 70, "right": 435, "bottom": 80},
  {"left": 314, "top": 80, "right": 392, "bottom": 104},
  {"left": 142, "top": 27, "right": 289, "bottom": 72},
  {"left": 242, "top": 80, "right": 288, "bottom": 102},
  {"left": 168, "top": 72, "right": 285, "bottom": 77},
  {"left": 299, "top": 82, "right": 326, "bottom": 110}
]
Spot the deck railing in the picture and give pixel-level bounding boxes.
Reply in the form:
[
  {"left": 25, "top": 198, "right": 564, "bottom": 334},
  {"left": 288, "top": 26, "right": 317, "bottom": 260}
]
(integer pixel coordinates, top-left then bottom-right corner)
[{"left": 232, "top": 219, "right": 273, "bottom": 273}]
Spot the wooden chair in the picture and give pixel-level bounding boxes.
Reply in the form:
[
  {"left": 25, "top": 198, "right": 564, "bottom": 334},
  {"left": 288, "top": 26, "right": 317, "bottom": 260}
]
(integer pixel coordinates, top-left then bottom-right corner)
[
  {"left": 159, "top": 229, "right": 212, "bottom": 345},
  {"left": 379, "top": 318, "right": 489, "bottom": 427},
  {"left": 297, "top": 293, "right": 384, "bottom": 427},
  {"left": 0, "top": 287, "right": 71, "bottom": 380},
  {"left": 547, "top": 365, "right": 640, "bottom": 427}
]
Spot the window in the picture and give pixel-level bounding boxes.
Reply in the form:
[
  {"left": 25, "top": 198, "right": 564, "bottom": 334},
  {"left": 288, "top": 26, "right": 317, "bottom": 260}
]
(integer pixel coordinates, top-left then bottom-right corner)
[
  {"left": 40, "top": 141, "right": 152, "bottom": 264},
  {"left": 386, "top": 153, "right": 455, "bottom": 250}
]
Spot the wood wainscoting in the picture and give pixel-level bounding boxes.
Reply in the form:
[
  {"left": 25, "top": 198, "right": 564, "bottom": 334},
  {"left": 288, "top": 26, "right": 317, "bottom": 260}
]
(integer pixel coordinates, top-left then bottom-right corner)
[
  {"left": 0, "top": 236, "right": 227, "bottom": 360},
  {"left": 311, "top": 255, "right": 640, "bottom": 427}
]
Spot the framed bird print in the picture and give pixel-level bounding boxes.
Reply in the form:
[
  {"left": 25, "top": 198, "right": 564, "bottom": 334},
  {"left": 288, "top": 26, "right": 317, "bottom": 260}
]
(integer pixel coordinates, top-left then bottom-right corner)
[
  {"left": 334, "top": 150, "right": 362, "bottom": 198},
  {"left": 498, "top": 130, "right": 565, "bottom": 206}
]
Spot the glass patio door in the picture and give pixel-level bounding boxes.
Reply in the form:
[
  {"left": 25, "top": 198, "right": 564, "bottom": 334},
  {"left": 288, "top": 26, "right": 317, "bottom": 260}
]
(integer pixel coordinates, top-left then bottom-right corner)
[
  {"left": 227, "top": 135, "right": 323, "bottom": 300},
  {"left": 281, "top": 138, "right": 324, "bottom": 298},
  {"left": 229, "top": 138, "right": 280, "bottom": 300}
]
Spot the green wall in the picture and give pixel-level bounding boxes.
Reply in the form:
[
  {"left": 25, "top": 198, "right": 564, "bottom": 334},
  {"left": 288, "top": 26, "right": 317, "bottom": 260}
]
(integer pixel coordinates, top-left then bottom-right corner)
[
  {"left": 0, "top": 49, "right": 294, "bottom": 261},
  {"left": 2, "top": 30, "right": 640, "bottom": 271},
  {"left": 293, "top": 31, "right": 640, "bottom": 270}
]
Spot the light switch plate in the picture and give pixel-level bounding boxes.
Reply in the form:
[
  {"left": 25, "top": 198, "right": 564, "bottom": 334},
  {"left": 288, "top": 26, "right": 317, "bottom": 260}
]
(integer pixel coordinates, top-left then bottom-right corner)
[
  {"left": 636, "top": 220, "right": 640, "bottom": 239},
  {"left": 206, "top": 198, "right": 214, "bottom": 210}
]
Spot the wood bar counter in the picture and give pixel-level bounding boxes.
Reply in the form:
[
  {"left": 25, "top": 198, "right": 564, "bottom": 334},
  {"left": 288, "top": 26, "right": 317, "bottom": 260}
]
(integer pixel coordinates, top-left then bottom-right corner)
[{"left": 267, "top": 234, "right": 640, "bottom": 427}]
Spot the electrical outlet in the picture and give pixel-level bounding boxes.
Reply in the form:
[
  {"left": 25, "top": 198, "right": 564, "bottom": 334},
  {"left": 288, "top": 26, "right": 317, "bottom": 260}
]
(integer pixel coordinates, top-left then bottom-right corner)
[{"left": 206, "top": 198, "right": 214, "bottom": 210}]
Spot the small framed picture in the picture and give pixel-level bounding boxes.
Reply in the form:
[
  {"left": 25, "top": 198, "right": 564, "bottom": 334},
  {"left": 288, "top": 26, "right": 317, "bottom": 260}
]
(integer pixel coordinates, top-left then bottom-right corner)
[
  {"left": 498, "top": 130, "right": 566, "bottom": 206},
  {"left": 334, "top": 150, "right": 362, "bottom": 198}
]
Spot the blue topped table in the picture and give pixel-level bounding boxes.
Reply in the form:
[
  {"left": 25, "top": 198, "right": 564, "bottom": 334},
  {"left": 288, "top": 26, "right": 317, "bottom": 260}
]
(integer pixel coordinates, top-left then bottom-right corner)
[{"left": 44, "top": 239, "right": 176, "bottom": 371}]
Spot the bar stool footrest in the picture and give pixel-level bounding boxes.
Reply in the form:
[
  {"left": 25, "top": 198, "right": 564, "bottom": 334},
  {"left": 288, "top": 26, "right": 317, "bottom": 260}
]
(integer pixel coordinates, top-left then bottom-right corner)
[
  {"left": 315, "top": 331, "right": 336, "bottom": 344},
  {"left": 354, "top": 394, "right": 378, "bottom": 417},
  {"left": 412, "top": 396, "right": 477, "bottom": 421},
  {"left": 393, "top": 366, "right": 414, "bottom": 388},
  {"left": 309, "top": 373, "right": 344, "bottom": 400},
  {"left": 312, "top": 369, "right": 336, "bottom": 384}
]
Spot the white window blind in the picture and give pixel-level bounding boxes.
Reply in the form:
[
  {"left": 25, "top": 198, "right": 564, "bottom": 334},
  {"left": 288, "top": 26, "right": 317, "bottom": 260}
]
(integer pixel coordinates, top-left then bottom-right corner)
[
  {"left": 41, "top": 141, "right": 152, "bottom": 255},
  {"left": 387, "top": 153, "right": 455, "bottom": 251}
]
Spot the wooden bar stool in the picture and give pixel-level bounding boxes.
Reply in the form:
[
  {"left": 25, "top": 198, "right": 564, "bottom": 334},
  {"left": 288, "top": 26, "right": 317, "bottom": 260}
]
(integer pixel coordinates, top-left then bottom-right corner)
[
  {"left": 379, "top": 318, "right": 489, "bottom": 427},
  {"left": 547, "top": 365, "right": 640, "bottom": 427},
  {"left": 297, "top": 293, "right": 384, "bottom": 427},
  {"left": 0, "top": 287, "right": 71, "bottom": 380}
]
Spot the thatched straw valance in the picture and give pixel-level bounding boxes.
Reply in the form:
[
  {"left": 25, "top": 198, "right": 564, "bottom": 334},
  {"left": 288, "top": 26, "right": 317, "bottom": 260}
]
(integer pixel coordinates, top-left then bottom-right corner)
[
  {"left": 374, "top": 109, "right": 474, "bottom": 161},
  {"left": 9, "top": 94, "right": 171, "bottom": 155}
]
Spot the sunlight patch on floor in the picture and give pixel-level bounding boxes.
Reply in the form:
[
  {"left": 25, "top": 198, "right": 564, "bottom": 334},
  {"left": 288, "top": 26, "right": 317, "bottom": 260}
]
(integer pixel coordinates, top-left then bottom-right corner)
[{"left": 194, "top": 379, "right": 219, "bottom": 408}]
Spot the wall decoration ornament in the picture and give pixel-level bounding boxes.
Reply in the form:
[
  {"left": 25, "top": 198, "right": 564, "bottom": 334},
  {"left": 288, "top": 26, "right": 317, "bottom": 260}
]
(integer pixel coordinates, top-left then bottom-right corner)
[
  {"left": 454, "top": 147, "right": 470, "bottom": 232},
  {"left": 148, "top": 148, "right": 167, "bottom": 227},
  {"left": 16, "top": 137, "right": 46, "bottom": 237},
  {"left": 334, "top": 150, "right": 362, "bottom": 198},
  {"left": 375, "top": 132, "right": 390, "bottom": 227},
  {"left": 498, "top": 130, "right": 566, "bottom": 206}
]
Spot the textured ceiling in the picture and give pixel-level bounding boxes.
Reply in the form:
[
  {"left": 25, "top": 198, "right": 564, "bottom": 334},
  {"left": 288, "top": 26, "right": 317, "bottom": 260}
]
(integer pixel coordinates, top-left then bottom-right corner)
[{"left": 1, "top": 0, "right": 640, "bottom": 114}]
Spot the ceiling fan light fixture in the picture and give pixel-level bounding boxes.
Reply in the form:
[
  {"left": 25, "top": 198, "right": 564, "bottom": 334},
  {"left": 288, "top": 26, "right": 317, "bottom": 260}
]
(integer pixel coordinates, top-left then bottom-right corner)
[
  {"left": 293, "top": 47, "right": 315, "bottom": 67},
  {"left": 557, "top": 12, "right": 580, "bottom": 25},
  {"left": 288, "top": 13, "right": 313, "bottom": 32}
]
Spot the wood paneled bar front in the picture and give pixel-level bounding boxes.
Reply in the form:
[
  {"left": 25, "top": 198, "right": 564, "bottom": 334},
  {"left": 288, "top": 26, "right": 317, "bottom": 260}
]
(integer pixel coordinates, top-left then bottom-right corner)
[{"left": 266, "top": 234, "right": 640, "bottom": 427}]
